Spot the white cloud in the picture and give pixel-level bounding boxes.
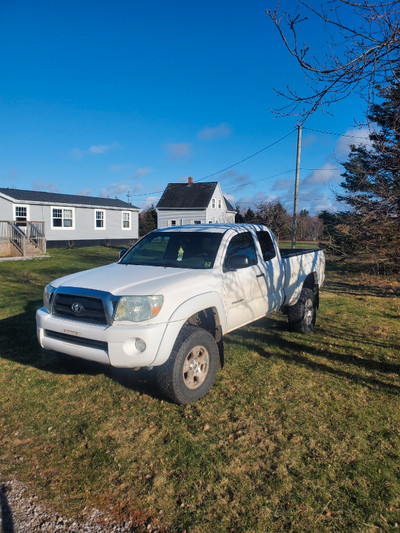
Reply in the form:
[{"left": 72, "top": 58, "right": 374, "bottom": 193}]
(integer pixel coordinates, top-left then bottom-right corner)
[
  {"left": 98, "top": 182, "right": 143, "bottom": 200},
  {"left": 198, "top": 122, "right": 232, "bottom": 140},
  {"left": 302, "top": 133, "right": 318, "bottom": 147},
  {"left": 235, "top": 191, "right": 278, "bottom": 210},
  {"left": 166, "top": 143, "right": 192, "bottom": 160},
  {"left": 134, "top": 167, "right": 152, "bottom": 179},
  {"left": 99, "top": 182, "right": 131, "bottom": 198},
  {"left": 335, "top": 127, "right": 372, "bottom": 159},
  {"left": 142, "top": 195, "right": 161, "bottom": 208},
  {"left": 89, "top": 143, "right": 118, "bottom": 154},
  {"left": 71, "top": 143, "right": 119, "bottom": 159},
  {"left": 76, "top": 189, "right": 93, "bottom": 196},
  {"left": 224, "top": 193, "right": 236, "bottom": 206},
  {"left": 32, "top": 179, "right": 59, "bottom": 192},
  {"left": 302, "top": 163, "right": 341, "bottom": 186},
  {"left": 272, "top": 177, "right": 293, "bottom": 191}
]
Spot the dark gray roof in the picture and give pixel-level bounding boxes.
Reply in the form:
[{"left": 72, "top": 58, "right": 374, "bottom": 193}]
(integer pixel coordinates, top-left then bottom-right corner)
[
  {"left": 157, "top": 182, "right": 217, "bottom": 209},
  {"left": 224, "top": 197, "right": 235, "bottom": 212},
  {"left": 157, "top": 181, "right": 235, "bottom": 212},
  {"left": 0, "top": 188, "right": 139, "bottom": 209}
]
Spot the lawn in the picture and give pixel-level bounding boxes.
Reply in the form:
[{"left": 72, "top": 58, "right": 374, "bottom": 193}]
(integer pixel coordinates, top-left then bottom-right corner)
[{"left": 0, "top": 248, "right": 399, "bottom": 532}]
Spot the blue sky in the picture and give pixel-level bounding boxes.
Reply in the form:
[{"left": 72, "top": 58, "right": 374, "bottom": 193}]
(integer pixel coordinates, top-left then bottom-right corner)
[{"left": 1, "top": 0, "right": 370, "bottom": 214}]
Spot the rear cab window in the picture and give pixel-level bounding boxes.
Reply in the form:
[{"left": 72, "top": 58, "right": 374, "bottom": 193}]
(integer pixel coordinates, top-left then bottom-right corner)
[{"left": 256, "top": 230, "right": 276, "bottom": 261}]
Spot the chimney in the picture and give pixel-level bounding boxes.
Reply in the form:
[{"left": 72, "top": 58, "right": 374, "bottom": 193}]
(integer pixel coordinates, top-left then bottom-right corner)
[{"left": 187, "top": 176, "right": 193, "bottom": 185}]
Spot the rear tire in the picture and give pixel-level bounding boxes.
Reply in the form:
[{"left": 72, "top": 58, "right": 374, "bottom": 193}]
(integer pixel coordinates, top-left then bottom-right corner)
[
  {"left": 287, "top": 288, "right": 317, "bottom": 333},
  {"left": 156, "top": 326, "right": 219, "bottom": 404}
]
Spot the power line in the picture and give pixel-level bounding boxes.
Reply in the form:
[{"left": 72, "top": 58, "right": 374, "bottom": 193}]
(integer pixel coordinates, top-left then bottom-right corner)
[
  {"left": 196, "top": 129, "right": 297, "bottom": 182},
  {"left": 131, "top": 127, "right": 362, "bottom": 200},
  {"left": 303, "top": 126, "right": 368, "bottom": 139},
  {"left": 226, "top": 169, "right": 296, "bottom": 193},
  {"left": 131, "top": 129, "right": 297, "bottom": 197}
]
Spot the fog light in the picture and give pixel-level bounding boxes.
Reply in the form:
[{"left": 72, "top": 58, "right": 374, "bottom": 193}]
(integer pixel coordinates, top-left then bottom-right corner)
[{"left": 135, "top": 338, "right": 146, "bottom": 352}]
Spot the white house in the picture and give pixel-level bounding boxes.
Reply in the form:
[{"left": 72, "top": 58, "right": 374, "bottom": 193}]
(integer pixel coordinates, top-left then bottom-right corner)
[
  {"left": 0, "top": 188, "right": 140, "bottom": 257},
  {"left": 156, "top": 178, "right": 236, "bottom": 228}
]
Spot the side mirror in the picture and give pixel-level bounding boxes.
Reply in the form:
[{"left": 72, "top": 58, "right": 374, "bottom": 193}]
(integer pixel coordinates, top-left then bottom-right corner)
[
  {"left": 119, "top": 248, "right": 128, "bottom": 259},
  {"left": 227, "top": 254, "right": 250, "bottom": 271}
]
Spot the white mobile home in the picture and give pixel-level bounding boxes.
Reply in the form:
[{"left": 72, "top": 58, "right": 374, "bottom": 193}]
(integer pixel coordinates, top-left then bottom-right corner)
[{"left": 0, "top": 188, "right": 140, "bottom": 257}]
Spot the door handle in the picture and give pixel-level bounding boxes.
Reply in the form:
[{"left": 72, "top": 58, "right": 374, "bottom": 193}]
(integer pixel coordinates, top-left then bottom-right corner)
[{"left": 256, "top": 273, "right": 265, "bottom": 278}]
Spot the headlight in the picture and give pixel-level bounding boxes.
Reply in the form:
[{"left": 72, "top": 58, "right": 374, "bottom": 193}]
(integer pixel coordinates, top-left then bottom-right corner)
[
  {"left": 113, "top": 295, "right": 163, "bottom": 323},
  {"left": 43, "top": 284, "right": 56, "bottom": 311}
]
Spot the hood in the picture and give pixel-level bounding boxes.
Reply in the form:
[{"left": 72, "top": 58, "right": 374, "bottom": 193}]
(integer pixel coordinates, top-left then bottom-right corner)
[{"left": 51, "top": 262, "right": 212, "bottom": 296}]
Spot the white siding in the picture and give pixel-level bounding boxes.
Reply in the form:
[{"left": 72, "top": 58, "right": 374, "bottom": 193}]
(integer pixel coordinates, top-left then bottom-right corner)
[
  {"left": 0, "top": 197, "right": 13, "bottom": 220},
  {"left": 0, "top": 197, "right": 139, "bottom": 241},
  {"left": 157, "top": 209, "right": 207, "bottom": 229}
]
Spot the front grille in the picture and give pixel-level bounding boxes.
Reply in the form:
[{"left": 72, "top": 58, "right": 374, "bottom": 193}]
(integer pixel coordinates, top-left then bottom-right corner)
[
  {"left": 53, "top": 293, "right": 107, "bottom": 325},
  {"left": 44, "top": 329, "right": 108, "bottom": 351}
]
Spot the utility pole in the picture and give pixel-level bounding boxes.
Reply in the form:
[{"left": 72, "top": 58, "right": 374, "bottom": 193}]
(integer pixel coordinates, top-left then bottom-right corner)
[
  {"left": 291, "top": 124, "right": 302, "bottom": 248},
  {"left": 127, "top": 191, "right": 131, "bottom": 204}
]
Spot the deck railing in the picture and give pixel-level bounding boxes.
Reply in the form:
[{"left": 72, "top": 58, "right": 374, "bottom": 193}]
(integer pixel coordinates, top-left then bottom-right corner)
[
  {"left": 27, "top": 221, "right": 46, "bottom": 253},
  {"left": 0, "top": 221, "right": 46, "bottom": 256}
]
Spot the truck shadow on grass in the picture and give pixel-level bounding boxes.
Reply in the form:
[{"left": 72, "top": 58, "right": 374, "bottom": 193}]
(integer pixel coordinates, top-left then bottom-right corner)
[
  {"left": 0, "top": 300, "right": 163, "bottom": 400},
  {"left": 2, "top": 300, "right": 399, "bottom": 402},
  {"left": 226, "top": 314, "right": 400, "bottom": 395}
]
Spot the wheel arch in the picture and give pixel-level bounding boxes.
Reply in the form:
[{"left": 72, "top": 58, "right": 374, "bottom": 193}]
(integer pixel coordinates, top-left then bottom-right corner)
[
  {"left": 183, "top": 307, "right": 224, "bottom": 368},
  {"left": 153, "top": 293, "right": 225, "bottom": 367},
  {"left": 284, "top": 271, "right": 320, "bottom": 311}
]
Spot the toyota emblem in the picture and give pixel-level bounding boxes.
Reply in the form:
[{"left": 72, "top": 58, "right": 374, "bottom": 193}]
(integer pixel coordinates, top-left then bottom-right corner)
[{"left": 71, "top": 301, "right": 84, "bottom": 314}]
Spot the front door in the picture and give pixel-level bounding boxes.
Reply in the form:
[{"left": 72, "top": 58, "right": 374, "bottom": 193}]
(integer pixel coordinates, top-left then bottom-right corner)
[{"left": 223, "top": 232, "right": 268, "bottom": 331}]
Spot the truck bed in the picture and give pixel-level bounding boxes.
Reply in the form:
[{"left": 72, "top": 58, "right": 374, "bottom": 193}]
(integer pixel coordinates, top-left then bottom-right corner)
[{"left": 279, "top": 248, "right": 320, "bottom": 257}]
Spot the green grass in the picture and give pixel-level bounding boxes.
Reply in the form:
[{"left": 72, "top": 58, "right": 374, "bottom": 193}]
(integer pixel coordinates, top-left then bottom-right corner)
[{"left": 1, "top": 249, "right": 399, "bottom": 531}]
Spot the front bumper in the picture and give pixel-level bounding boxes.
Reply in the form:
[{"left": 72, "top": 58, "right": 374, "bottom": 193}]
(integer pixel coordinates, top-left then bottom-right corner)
[{"left": 36, "top": 307, "right": 171, "bottom": 368}]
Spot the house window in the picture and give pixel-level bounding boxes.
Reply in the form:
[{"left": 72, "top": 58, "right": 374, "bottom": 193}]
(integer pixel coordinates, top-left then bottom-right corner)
[
  {"left": 193, "top": 220, "right": 202, "bottom": 224},
  {"left": 95, "top": 210, "right": 106, "bottom": 229},
  {"left": 218, "top": 199, "right": 222, "bottom": 209},
  {"left": 122, "top": 211, "right": 131, "bottom": 230},
  {"left": 14, "top": 205, "right": 28, "bottom": 222},
  {"left": 52, "top": 207, "right": 74, "bottom": 229},
  {"left": 212, "top": 199, "right": 216, "bottom": 208},
  {"left": 168, "top": 220, "right": 177, "bottom": 226}
]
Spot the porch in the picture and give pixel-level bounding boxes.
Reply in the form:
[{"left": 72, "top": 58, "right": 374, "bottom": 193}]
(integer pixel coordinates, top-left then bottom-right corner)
[{"left": 0, "top": 221, "right": 47, "bottom": 258}]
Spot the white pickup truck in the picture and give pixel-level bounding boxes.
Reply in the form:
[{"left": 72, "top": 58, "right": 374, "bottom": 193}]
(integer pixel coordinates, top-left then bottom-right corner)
[{"left": 36, "top": 224, "right": 325, "bottom": 404}]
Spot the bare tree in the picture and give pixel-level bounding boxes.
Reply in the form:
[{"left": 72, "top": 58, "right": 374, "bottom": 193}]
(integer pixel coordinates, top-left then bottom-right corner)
[{"left": 266, "top": 1, "right": 400, "bottom": 120}]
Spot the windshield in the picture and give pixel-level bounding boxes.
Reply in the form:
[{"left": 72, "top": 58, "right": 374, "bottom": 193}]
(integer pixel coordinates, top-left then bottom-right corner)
[{"left": 119, "top": 231, "right": 224, "bottom": 269}]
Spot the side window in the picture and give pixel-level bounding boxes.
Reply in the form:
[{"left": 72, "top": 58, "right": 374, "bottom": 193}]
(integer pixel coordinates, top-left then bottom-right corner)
[
  {"left": 122, "top": 211, "right": 131, "bottom": 230},
  {"left": 224, "top": 232, "right": 257, "bottom": 269},
  {"left": 257, "top": 231, "right": 276, "bottom": 261},
  {"left": 95, "top": 210, "right": 106, "bottom": 229},
  {"left": 52, "top": 207, "right": 74, "bottom": 229}
]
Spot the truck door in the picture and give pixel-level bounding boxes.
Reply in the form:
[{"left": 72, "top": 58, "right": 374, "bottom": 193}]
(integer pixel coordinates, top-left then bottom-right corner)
[
  {"left": 222, "top": 232, "right": 268, "bottom": 331},
  {"left": 255, "top": 230, "right": 285, "bottom": 313}
]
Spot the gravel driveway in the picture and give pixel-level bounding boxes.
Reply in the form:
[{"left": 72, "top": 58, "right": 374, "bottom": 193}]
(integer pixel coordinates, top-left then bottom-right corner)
[{"left": 0, "top": 478, "right": 157, "bottom": 532}]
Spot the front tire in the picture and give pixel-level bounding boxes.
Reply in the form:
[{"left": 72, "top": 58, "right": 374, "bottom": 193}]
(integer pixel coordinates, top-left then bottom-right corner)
[
  {"left": 156, "top": 326, "right": 219, "bottom": 404},
  {"left": 287, "top": 288, "right": 317, "bottom": 333}
]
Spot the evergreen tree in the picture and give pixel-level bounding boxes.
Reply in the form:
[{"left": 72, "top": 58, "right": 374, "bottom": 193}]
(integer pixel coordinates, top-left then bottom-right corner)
[
  {"left": 243, "top": 208, "right": 255, "bottom": 223},
  {"left": 337, "top": 79, "right": 400, "bottom": 271},
  {"left": 235, "top": 205, "right": 244, "bottom": 223},
  {"left": 139, "top": 205, "right": 157, "bottom": 236}
]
